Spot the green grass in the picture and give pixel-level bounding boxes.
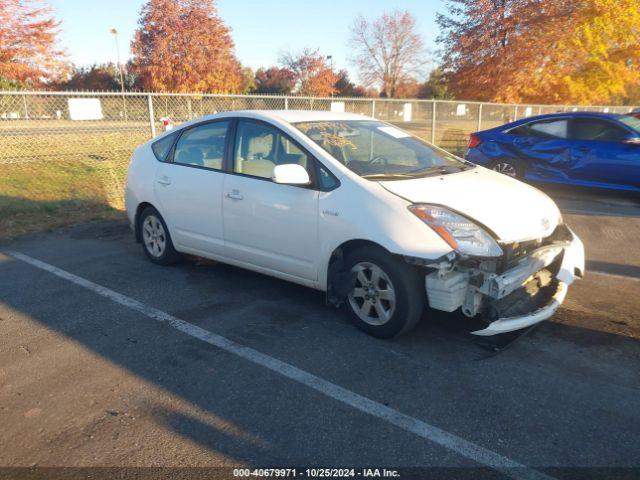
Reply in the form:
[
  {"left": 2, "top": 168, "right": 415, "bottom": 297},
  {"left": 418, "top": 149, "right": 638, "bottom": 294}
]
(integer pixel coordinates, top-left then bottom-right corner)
[{"left": 0, "top": 131, "right": 148, "bottom": 239}]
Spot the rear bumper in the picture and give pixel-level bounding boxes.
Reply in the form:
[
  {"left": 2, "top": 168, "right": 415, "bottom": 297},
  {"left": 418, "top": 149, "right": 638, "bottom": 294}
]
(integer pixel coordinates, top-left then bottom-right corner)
[
  {"left": 470, "top": 229, "right": 584, "bottom": 336},
  {"left": 464, "top": 148, "right": 492, "bottom": 167}
]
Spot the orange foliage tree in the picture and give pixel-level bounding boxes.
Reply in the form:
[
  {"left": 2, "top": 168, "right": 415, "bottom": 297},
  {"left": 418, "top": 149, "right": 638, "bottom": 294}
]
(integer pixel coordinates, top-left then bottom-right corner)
[
  {"left": 0, "top": 0, "right": 67, "bottom": 87},
  {"left": 279, "top": 49, "right": 337, "bottom": 96},
  {"left": 438, "top": 0, "right": 640, "bottom": 104},
  {"left": 130, "top": 0, "right": 243, "bottom": 92}
]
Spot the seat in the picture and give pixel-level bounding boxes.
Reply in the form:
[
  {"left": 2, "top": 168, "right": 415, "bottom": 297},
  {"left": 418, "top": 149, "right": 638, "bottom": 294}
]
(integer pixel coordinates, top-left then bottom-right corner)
[
  {"left": 202, "top": 158, "right": 222, "bottom": 170},
  {"left": 242, "top": 159, "right": 275, "bottom": 178},
  {"left": 279, "top": 152, "right": 305, "bottom": 167},
  {"left": 239, "top": 133, "right": 275, "bottom": 178},
  {"left": 176, "top": 146, "right": 204, "bottom": 166}
]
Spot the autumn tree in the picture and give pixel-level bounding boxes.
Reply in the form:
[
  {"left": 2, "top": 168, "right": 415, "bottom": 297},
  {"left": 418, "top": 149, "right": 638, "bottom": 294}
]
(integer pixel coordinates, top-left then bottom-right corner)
[
  {"left": 55, "top": 63, "right": 133, "bottom": 91},
  {"left": 254, "top": 67, "right": 295, "bottom": 94},
  {"left": 349, "top": 10, "right": 427, "bottom": 98},
  {"left": 0, "top": 0, "right": 67, "bottom": 87},
  {"left": 239, "top": 66, "right": 256, "bottom": 94},
  {"left": 279, "top": 49, "right": 337, "bottom": 96},
  {"left": 130, "top": 0, "right": 242, "bottom": 92},
  {"left": 393, "top": 79, "right": 423, "bottom": 99},
  {"left": 418, "top": 68, "right": 454, "bottom": 99},
  {"left": 438, "top": 0, "right": 640, "bottom": 104}
]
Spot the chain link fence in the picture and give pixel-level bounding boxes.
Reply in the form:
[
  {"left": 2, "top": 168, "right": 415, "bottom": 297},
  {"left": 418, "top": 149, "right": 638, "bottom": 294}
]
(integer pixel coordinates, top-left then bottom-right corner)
[{"left": 1, "top": 90, "right": 636, "bottom": 237}]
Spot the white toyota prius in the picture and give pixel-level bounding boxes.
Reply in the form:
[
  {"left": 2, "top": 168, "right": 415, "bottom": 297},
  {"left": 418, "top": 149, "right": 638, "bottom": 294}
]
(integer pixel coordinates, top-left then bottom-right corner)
[{"left": 125, "top": 110, "right": 585, "bottom": 338}]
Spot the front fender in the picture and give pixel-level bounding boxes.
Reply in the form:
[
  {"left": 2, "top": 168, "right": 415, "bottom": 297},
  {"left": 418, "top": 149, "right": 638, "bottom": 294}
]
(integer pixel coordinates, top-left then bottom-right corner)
[{"left": 317, "top": 181, "right": 453, "bottom": 290}]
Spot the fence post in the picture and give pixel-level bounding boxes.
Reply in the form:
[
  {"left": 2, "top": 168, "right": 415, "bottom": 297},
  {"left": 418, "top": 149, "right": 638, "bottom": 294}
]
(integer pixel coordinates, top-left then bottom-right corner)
[
  {"left": 371, "top": 99, "right": 376, "bottom": 118},
  {"left": 147, "top": 94, "right": 156, "bottom": 138},
  {"left": 431, "top": 100, "right": 437, "bottom": 145},
  {"left": 22, "top": 93, "right": 30, "bottom": 122},
  {"left": 513, "top": 105, "right": 518, "bottom": 121},
  {"left": 477, "top": 103, "right": 483, "bottom": 132},
  {"left": 284, "top": 97, "right": 289, "bottom": 110}
]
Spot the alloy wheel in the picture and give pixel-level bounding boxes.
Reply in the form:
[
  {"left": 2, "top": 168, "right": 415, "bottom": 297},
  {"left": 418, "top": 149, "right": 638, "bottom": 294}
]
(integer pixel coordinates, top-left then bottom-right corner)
[
  {"left": 348, "top": 262, "right": 397, "bottom": 326},
  {"left": 493, "top": 162, "right": 517, "bottom": 178},
  {"left": 142, "top": 215, "right": 167, "bottom": 258}
]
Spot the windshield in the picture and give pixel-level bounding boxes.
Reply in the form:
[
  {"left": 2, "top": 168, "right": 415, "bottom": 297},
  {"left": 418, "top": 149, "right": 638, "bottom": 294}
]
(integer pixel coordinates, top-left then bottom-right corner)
[
  {"left": 294, "top": 120, "right": 471, "bottom": 179},
  {"left": 619, "top": 115, "right": 640, "bottom": 133}
]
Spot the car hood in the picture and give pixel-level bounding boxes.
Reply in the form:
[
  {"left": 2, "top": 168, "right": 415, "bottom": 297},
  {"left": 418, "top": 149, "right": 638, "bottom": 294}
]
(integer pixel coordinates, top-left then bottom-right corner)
[{"left": 379, "top": 167, "right": 562, "bottom": 243}]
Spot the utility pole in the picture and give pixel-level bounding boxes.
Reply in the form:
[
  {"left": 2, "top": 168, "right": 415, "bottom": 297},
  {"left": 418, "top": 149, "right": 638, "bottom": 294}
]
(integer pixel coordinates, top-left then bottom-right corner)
[{"left": 110, "top": 28, "right": 128, "bottom": 120}]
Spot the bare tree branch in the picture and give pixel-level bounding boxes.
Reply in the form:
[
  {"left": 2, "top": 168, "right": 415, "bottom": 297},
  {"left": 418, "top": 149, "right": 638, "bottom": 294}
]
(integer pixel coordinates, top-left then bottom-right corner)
[{"left": 348, "top": 10, "right": 428, "bottom": 97}]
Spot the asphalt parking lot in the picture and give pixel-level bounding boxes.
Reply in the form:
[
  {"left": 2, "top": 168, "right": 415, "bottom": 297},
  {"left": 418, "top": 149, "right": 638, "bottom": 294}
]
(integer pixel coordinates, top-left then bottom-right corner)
[{"left": 1, "top": 187, "right": 639, "bottom": 480}]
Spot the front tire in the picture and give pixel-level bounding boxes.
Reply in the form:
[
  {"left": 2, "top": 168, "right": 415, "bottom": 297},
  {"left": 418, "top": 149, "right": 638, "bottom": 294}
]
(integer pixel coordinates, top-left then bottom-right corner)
[
  {"left": 139, "top": 207, "right": 181, "bottom": 265},
  {"left": 344, "top": 246, "right": 425, "bottom": 338}
]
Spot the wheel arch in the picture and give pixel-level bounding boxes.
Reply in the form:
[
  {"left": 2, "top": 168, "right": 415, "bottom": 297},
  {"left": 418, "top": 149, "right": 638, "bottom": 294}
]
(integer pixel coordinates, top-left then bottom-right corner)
[
  {"left": 134, "top": 201, "right": 157, "bottom": 243},
  {"left": 325, "top": 239, "right": 395, "bottom": 305}
]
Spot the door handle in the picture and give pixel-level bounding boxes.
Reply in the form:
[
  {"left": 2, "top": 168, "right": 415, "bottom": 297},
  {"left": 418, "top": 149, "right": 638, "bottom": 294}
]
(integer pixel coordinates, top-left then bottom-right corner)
[
  {"left": 157, "top": 176, "right": 171, "bottom": 186},
  {"left": 226, "top": 191, "right": 244, "bottom": 200},
  {"left": 576, "top": 146, "right": 590, "bottom": 153}
]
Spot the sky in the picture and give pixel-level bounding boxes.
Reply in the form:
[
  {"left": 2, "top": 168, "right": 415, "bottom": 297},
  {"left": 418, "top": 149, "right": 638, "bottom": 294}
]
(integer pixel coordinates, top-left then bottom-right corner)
[{"left": 48, "top": 0, "right": 445, "bottom": 82}]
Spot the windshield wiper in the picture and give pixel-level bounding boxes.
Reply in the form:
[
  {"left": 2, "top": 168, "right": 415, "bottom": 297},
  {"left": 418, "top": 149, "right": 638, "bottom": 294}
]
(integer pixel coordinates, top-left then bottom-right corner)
[
  {"left": 361, "top": 173, "right": 416, "bottom": 180},
  {"left": 405, "top": 164, "right": 472, "bottom": 176}
]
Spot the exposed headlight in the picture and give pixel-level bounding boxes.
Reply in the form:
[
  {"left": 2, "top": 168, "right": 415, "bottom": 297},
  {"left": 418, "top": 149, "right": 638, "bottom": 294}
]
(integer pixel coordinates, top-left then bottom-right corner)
[{"left": 408, "top": 204, "right": 503, "bottom": 257}]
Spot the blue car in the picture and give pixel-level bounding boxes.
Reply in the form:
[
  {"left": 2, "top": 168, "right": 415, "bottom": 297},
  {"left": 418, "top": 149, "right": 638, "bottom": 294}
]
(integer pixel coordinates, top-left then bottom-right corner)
[{"left": 465, "top": 112, "right": 640, "bottom": 192}]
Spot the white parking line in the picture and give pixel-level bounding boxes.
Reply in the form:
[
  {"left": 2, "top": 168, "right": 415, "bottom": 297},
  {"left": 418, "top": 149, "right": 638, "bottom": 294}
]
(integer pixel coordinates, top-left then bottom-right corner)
[{"left": 6, "top": 250, "right": 553, "bottom": 480}]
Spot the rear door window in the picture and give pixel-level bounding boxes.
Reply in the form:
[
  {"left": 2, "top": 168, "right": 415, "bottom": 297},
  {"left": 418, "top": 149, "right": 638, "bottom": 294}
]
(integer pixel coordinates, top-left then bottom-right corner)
[
  {"left": 507, "top": 119, "right": 569, "bottom": 139},
  {"left": 172, "top": 121, "right": 230, "bottom": 170},
  {"left": 526, "top": 119, "right": 569, "bottom": 139}
]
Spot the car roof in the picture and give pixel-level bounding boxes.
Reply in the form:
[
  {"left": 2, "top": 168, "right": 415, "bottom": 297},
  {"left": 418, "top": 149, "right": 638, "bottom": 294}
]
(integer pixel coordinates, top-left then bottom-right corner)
[
  {"left": 515, "top": 111, "right": 628, "bottom": 123},
  {"left": 483, "top": 111, "right": 633, "bottom": 133},
  {"left": 193, "top": 109, "right": 372, "bottom": 125}
]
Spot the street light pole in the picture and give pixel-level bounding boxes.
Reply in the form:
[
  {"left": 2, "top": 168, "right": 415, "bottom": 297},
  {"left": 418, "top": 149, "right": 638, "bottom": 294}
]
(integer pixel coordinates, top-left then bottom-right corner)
[
  {"left": 110, "top": 28, "right": 128, "bottom": 120},
  {"left": 326, "top": 55, "right": 334, "bottom": 98}
]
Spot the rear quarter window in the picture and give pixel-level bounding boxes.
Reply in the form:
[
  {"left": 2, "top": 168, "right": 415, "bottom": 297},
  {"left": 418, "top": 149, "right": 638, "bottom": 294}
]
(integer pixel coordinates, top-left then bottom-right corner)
[{"left": 151, "top": 132, "right": 178, "bottom": 161}]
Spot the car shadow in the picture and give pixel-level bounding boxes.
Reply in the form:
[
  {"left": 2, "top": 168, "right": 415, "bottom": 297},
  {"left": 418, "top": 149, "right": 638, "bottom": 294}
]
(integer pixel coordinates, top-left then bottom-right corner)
[{"left": 586, "top": 260, "right": 640, "bottom": 279}]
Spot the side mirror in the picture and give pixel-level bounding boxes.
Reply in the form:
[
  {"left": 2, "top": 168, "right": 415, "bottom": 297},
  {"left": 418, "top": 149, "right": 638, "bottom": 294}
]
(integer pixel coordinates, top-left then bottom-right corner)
[
  {"left": 623, "top": 137, "right": 640, "bottom": 145},
  {"left": 272, "top": 163, "right": 311, "bottom": 185}
]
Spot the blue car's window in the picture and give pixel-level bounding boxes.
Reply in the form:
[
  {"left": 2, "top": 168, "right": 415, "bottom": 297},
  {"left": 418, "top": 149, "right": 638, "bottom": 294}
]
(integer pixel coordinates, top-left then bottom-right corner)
[
  {"left": 570, "top": 118, "right": 628, "bottom": 142},
  {"left": 508, "top": 119, "right": 568, "bottom": 139},
  {"left": 619, "top": 115, "right": 640, "bottom": 134},
  {"left": 529, "top": 120, "right": 568, "bottom": 138}
]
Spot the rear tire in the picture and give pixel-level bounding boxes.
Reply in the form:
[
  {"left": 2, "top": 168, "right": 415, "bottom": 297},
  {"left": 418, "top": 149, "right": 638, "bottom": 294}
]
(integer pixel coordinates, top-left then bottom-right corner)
[
  {"left": 139, "top": 206, "right": 181, "bottom": 265},
  {"left": 344, "top": 246, "right": 425, "bottom": 338},
  {"left": 491, "top": 159, "right": 523, "bottom": 179}
]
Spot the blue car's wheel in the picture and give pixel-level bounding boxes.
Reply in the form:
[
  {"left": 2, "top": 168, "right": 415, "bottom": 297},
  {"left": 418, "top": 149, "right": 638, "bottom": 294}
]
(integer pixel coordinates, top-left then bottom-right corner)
[{"left": 491, "top": 159, "right": 522, "bottom": 179}]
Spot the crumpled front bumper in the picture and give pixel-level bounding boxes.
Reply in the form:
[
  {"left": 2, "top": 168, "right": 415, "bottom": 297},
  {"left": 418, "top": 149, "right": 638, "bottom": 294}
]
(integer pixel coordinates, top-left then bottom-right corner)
[{"left": 471, "top": 228, "right": 585, "bottom": 336}]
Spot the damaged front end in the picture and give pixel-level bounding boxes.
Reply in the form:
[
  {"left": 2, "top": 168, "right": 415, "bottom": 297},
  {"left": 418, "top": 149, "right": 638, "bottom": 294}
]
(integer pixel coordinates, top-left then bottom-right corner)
[{"left": 415, "top": 224, "right": 585, "bottom": 336}]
